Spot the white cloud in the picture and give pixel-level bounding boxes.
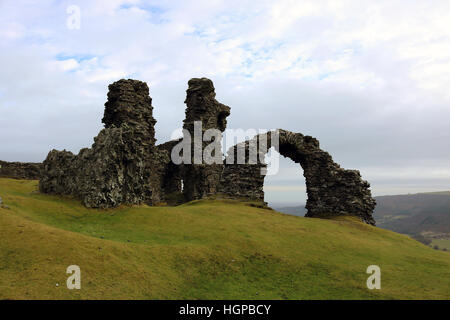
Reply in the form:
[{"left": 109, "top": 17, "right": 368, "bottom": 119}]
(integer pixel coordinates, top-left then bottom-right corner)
[{"left": 57, "top": 58, "right": 79, "bottom": 71}]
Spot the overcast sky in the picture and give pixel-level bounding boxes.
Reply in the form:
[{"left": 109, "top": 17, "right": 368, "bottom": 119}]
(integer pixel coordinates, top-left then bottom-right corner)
[{"left": 1, "top": 0, "right": 450, "bottom": 205}]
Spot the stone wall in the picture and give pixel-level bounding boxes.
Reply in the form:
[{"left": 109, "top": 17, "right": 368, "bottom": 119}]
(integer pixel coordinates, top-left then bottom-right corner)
[
  {"left": 39, "top": 79, "right": 160, "bottom": 208},
  {"left": 155, "top": 139, "right": 184, "bottom": 204},
  {"left": 217, "top": 130, "right": 376, "bottom": 225},
  {"left": 0, "top": 160, "right": 42, "bottom": 180}
]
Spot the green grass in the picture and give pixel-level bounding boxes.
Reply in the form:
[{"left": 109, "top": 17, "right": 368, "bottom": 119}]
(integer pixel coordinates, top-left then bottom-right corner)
[
  {"left": 431, "top": 238, "right": 450, "bottom": 250},
  {"left": 0, "top": 178, "right": 449, "bottom": 300}
]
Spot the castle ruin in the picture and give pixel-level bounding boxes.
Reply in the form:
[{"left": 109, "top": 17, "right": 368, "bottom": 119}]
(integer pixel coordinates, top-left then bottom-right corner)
[{"left": 2, "top": 78, "right": 376, "bottom": 225}]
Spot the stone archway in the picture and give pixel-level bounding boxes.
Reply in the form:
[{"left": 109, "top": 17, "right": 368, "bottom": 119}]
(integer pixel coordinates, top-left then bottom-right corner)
[{"left": 218, "top": 129, "right": 376, "bottom": 225}]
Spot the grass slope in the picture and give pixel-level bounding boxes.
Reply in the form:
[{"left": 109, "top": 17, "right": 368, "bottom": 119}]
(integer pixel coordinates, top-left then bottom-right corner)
[{"left": 0, "top": 178, "right": 449, "bottom": 300}]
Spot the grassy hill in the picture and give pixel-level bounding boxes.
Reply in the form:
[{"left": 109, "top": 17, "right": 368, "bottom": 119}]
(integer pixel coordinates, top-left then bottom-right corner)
[{"left": 0, "top": 178, "right": 449, "bottom": 300}]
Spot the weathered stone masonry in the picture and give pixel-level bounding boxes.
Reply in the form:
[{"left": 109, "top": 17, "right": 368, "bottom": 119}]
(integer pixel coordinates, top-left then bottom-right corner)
[
  {"left": 39, "top": 79, "right": 160, "bottom": 208},
  {"left": 33, "top": 77, "right": 375, "bottom": 224},
  {"left": 0, "top": 160, "right": 42, "bottom": 180},
  {"left": 182, "top": 78, "right": 230, "bottom": 201},
  {"left": 217, "top": 130, "right": 376, "bottom": 225}
]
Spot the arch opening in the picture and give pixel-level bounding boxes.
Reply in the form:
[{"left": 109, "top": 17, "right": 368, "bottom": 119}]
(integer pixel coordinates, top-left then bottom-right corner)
[{"left": 263, "top": 148, "right": 307, "bottom": 215}]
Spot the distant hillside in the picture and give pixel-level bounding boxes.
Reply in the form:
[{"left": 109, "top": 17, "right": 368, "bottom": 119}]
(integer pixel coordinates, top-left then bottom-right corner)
[
  {"left": 275, "top": 192, "right": 450, "bottom": 250},
  {"left": 273, "top": 205, "right": 307, "bottom": 216},
  {"left": 373, "top": 193, "right": 450, "bottom": 234},
  {"left": 0, "top": 178, "right": 449, "bottom": 299}
]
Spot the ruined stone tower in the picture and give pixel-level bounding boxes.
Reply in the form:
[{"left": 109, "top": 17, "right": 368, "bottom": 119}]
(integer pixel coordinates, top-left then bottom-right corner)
[
  {"left": 39, "top": 79, "right": 159, "bottom": 207},
  {"left": 182, "top": 78, "right": 230, "bottom": 201}
]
